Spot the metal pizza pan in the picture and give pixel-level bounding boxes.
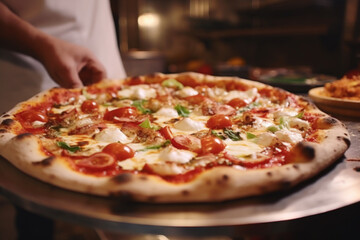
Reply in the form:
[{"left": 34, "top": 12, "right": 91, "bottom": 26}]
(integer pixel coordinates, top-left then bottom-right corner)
[{"left": 0, "top": 120, "right": 359, "bottom": 237}]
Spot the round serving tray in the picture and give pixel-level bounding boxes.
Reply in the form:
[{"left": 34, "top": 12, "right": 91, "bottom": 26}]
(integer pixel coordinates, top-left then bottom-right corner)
[
  {"left": 0, "top": 120, "right": 360, "bottom": 237},
  {"left": 309, "top": 87, "right": 360, "bottom": 118}
]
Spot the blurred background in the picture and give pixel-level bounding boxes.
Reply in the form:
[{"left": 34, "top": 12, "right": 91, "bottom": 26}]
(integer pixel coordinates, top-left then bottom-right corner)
[{"left": 111, "top": 0, "right": 360, "bottom": 81}]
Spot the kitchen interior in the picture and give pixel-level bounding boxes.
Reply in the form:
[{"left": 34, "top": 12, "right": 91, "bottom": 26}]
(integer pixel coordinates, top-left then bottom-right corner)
[{"left": 1, "top": 0, "right": 360, "bottom": 239}]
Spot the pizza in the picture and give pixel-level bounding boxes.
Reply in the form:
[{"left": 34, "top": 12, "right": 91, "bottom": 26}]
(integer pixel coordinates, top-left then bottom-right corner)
[
  {"left": 322, "top": 75, "right": 360, "bottom": 100},
  {"left": 0, "top": 72, "right": 350, "bottom": 203}
]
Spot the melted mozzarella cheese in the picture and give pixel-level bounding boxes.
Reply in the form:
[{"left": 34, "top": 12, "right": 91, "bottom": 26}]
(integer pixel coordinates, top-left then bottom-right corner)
[
  {"left": 117, "top": 85, "right": 156, "bottom": 100},
  {"left": 288, "top": 118, "right": 310, "bottom": 130},
  {"left": 159, "top": 146, "right": 196, "bottom": 164},
  {"left": 273, "top": 109, "right": 298, "bottom": 120},
  {"left": 275, "top": 129, "right": 303, "bottom": 144},
  {"left": 176, "top": 87, "right": 198, "bottom": 98},
  {"left": 222, "top": 88, "right": 258, "bottom": 102},
  {"left": 173, "top": 118, "right": 207, "bottom": 132},
  {"left": 225, "top": 140, "right": 263, "bottom": 157},
  {"left": 255, "top": 132, "right": 277, "bottom": 147},
  {"left": 154, "top": 107, "right": 178, "bottom": 117},
  {"left": 94, "top": 127, "right": 129, "bottom": 143}
]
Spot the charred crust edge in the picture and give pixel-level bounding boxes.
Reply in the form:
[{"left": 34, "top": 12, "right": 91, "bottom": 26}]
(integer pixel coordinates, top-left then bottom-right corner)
[
  {"left": 1, "top": 119, "right": 15, "bottom": 127},
  {"left": 33, "top": 156, "right": 55, "bottom": 167},
  {"left": 337, "top": 136, "right": 351, "bottom": 148},
  {"left": 15, "top": 133, "right": 33, "bottom": 140},
  {"left": 112, "top": 173, "right": 133, "bottom": 184},
  {"left": 297, "top": 142, "right": 316, "bottom": 160}
]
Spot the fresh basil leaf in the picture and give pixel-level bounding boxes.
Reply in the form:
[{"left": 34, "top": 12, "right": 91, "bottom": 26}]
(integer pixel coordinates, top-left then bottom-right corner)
[
  {"left": 162, "top": 79, "right": 184, "bottom": 90},
  {"left": 211, "top": 130, "right": 226, "bottom": 140},
  {"left": 138, "top": 140, "right": 171, "bottom": 151},
  {"left": 139, "top": 118, "right": 160, "bottom": 130},
  {"left": 246, "top": 132, "right": 256, "bottom": 139},
  {"left": 174, "top": 104, "right": 190, "bottom": 117},
  {"left": 238, "top": 102, "right": 260, "bottom": 113},
  {"left": 56, "top": 141, "right": 80, "bottom": 153},
  {"left": 224, "top": 128, "right": 242, "bottom": 141},
  {"left": 132, "top": 100, "right": 152, "bottom": 114},
  {"left": 267, "top": 125, "right": 280, "bottom": 133},
  {"left": 296, "top": 111, "right": 304, "bottom": 119}
]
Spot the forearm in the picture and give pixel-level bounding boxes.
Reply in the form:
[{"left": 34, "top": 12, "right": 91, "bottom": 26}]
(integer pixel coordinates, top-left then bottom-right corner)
[{"left": 0, "top": 2, "right": 51, "bottom": 61}]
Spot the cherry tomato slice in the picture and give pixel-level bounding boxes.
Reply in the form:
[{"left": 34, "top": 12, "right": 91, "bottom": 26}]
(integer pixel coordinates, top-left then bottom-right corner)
[
  {"left": 159, "top": 126, "right": 173, "bottom": 140},
  {"left": 104, "top": 107, "right": 138, "bottom": 121},
  {"left": 206, "top": 114, "right": 233, "bottom": 129},
  {"left": 171, "top": 135, "right": 201, "bottom": 153},
  {"left": 185, "top": 94, "right": 207, "bottom": 104},
  {"left": 214, "top": 104, "right": 236, "bottom": 115},
  {"left": 75, "top": 152, "right": 115, "bottom": 170},
  {"left": 81, "top": 100, "right": 99, "bottom": 113},
  {"left": 102, "top": 142, "right": 135, "bottom": 161},
  {"left": 227, "top": 98, "right": 247, "bottom": 109},
  {"left": 201, "top": 136, "right": 226, "bottom": 154}
]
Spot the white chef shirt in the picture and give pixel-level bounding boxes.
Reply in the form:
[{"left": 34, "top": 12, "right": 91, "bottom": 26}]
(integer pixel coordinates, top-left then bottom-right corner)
[{"left": 0, "top": 0, "right": 126, "bottom": 113}]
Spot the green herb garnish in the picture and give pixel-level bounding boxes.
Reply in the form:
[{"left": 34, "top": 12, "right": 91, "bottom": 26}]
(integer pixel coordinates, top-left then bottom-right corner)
[
  {"left": 132, "top": 100, "right": 152, "bottom": 114},
  {"left": 224, "top": 128, "right": 242, "bottom": 141},
  {"left": 211, "top": 130, "right": 226, "bottom": 140},
  {"left": 295, "top": 111, "right": 304, "bottom": 119},
  {"left": 246, "top": 132, "right": 257, "bottom": 139},
  {"left": 267, "top": 125, "right": 280, "bottom": 133},
  {"left": 139, "top": 118, "right": 160, "bottom": 130},
  {"left": 138, "top": 140, "right": 171, "bottom": 151},
  {"left": 56, "top": 141, "right": 80, "bottom": 153},
  {"left": 174, "top": 104, "right": 190, "bottom": 117},
  {"left": 162, "top": 79, "right": 184, "bottom": 90}
]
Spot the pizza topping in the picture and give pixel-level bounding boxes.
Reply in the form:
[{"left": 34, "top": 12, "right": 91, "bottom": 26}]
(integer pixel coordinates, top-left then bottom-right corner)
[
  {"left": 57, "top": 141, "right": 81, "bottom": 153},
  {"left": 171, "top": 135, "right": 201, "bottom": 153},
  {"left": 139, "top": 118, "right": 160, "bottom": 130},
  {"left": 146, "top": 163, "right": 188, "bottom": 176},
  {"left": 223, "top": 88, "right": 258, "bottom": 103},
  {"left": 159, "top": 126, "right": 174, "bottom": 140},
  {"left": 255, "top": 132, "right": 277, "bottom": 147},
  {"left": 275, "top": 129, "right": 303, "bottom": 145},
  {"left": 176, "top": 86, "right": 199, "bottom": 98},
  {"left": 223, "top": 128, "right": 242, "bottom": 141},
  {"left": 174, "top": 117, "right": 206, "bottom": 132},
  {"left": 80, "top": 100, "right": 99, "bottom": 113},
  {"left": 104, "top": 106, "right": 138, "bottom": 122},
  {"left": 206, "top": 114, "right": 232, "bottom": 129},
  {"left": 117, "top": 84, "right": 157, "bottom": 100},
  {"left": 75, "top": 153, "right": 115, "bottom": 170},
  {"left": 159, "top": 146, "right": 196, "bottom": 164},
  {"left": 94, "top": 127, "right": 130, "bottom": 143},
  {"left": 288, "top": 117, "right": 310, "bottom": 130},
  {"left": 201, "top": 136, "right": 226, "bottom": 154},
  {"left": 131, "top": 100, "right": 152, "bottom": 114},
  {"left": 227, "top": 98, "right": 248, "bottom": 109},
  {"left": 161, "top": 78, "right": 184, "bottom": 90},
  {"left": 102, "top": 142, "right": 135, "bottom": 161},
  {"left": 154, "top": 107, "right": 178, "bottom": 118},
  {"left": 174, "top": 104, "right": 190, "bottom": 117}
]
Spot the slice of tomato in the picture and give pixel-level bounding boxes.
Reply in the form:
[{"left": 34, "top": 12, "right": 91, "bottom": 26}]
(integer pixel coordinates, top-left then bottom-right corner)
[
  {"left": 15, "top": 110, "right": 48, "bottom": 131},
  {"left": 171, "top": 135, "right": 201, "bottom": 153},
  {"left": 81, "top": 100, "right": 99, "bottom": 113},
  {"left": 214, "top": 104, "right": 236, "bottom": 116},
  {"left": 227, "top": 98, "right": 247, "bottom": 109},
  {"left": 159, "top": 126, "right": 173, "bottom": 140},
  {"left": 104, "top": 106, "right": 138, "bottom": 121},
  {"left": 102, "top": 142, "right": 135, "bottom": 161},
  {"left": 201, "top": 136, "right": 226, "bottom": 154},
  {"left": 206, "top": 114, "right": 233, "bottom": 129},
  {"left": 75, "top": 152, "right": 115, "bottom": 170},
  {"left": 185, "top": 94, "right": 207, "bottom": 104}
]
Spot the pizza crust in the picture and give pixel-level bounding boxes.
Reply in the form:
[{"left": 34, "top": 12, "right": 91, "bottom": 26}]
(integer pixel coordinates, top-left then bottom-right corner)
[{"left": 0, "top": 73, "right": 350, "bottom": 203}]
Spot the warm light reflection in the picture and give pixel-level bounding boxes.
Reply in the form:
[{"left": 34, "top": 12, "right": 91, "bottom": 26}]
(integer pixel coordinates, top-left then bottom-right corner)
[{"left": 138, "top": 13, "right": 160, "bottom": 28}]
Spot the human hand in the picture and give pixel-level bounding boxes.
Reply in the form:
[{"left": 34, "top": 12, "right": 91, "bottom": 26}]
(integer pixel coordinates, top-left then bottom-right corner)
[{"left": 36, "top": 36, "right": 107, "bottom": 88}]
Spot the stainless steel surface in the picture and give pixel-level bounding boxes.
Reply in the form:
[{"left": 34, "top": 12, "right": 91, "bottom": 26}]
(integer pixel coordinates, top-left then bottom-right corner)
[{"left": 0, "top": 120, "right": 359, "bottom": 237}]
